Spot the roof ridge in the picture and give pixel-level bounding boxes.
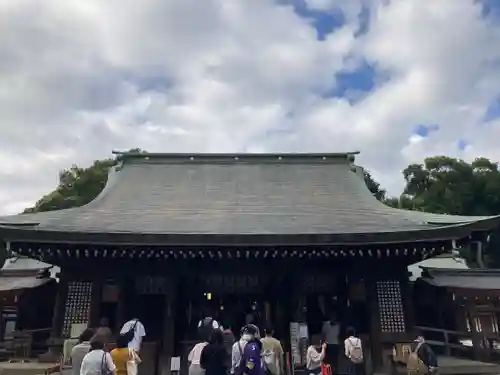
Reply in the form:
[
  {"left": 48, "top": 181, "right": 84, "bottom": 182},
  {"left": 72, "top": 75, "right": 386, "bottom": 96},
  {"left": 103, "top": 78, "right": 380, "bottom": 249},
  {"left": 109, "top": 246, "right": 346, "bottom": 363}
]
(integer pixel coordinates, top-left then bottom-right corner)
[{"left": 112, "top": 150, "right": 360, "bottom": 161}]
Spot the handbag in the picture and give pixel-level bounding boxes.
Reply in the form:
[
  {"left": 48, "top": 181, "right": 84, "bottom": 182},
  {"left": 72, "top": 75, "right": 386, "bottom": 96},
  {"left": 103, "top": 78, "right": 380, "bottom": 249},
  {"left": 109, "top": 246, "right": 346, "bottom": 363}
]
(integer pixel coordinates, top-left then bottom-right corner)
[
  {"left": 127, "top": 348, "right": 138, "bottom": 375},
  {"left": 321, "top": 363, "right": 332, "bottom": 375},
  {"left": 101, "top": 352, "right": 112, "bottom": 375}
]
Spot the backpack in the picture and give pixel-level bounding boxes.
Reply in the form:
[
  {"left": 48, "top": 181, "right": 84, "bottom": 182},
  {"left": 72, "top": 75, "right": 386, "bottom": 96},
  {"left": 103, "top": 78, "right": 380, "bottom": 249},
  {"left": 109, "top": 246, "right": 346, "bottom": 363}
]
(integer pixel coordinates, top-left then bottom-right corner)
[
  {"left": 121, "top": 319, "right": 139, "bottom": 344},
  {"left": 347, "top": 338, "right": 364, "bottom": 364},
  {"left": 201, "top": 317, "right": 214, "bottom": 328},
  {"left": 406, "top": 342, "right": 426, "bottom": 373},
  {"left": 262, "top": 347, "right": 279, "bottom": 375},
  {"left": 198, "top": 317, "right": 215, "bottom": 341}
]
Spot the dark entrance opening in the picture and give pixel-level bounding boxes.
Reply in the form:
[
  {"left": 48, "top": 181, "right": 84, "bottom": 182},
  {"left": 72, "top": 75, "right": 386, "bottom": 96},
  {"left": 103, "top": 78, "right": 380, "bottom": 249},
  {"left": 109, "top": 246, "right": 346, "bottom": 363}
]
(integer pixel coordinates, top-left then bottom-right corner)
[{"left": 136, "top": 294, "right": 165, "bottom": 342}]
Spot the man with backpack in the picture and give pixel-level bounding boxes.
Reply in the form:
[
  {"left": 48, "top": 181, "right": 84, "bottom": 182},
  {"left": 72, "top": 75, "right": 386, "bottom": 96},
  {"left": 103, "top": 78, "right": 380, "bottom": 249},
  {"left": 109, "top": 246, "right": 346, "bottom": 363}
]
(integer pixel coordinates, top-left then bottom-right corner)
[
  {"left": 261, "top": 326, "right": 284, "bottom": 375},
  {"left": 406, "top": 331, "right": 438, "bottom": 375},
  {"left": 198, "top": 314, "right": 221, "bottom": 342},
  {"left": 119, "top": 316, "right": 146, "bottom": 353},
  {"left": 344, "top": 327, "right": 364, "bottom": 375}
]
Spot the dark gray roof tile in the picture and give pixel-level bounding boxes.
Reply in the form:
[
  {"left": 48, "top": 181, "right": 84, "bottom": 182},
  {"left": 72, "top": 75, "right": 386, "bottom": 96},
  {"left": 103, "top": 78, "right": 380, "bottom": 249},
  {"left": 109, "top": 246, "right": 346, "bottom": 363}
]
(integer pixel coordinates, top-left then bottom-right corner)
[{"left": 0, "top": 153, "right": 498, "bottom": 237}]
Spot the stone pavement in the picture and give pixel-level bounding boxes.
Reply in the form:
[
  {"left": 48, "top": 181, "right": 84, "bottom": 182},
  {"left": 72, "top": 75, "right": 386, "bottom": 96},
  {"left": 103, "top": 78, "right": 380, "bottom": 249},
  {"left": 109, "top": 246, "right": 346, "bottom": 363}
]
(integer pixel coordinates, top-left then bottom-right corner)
[{"left": 437, "top": 356, "right": 500, "bottom": 374}]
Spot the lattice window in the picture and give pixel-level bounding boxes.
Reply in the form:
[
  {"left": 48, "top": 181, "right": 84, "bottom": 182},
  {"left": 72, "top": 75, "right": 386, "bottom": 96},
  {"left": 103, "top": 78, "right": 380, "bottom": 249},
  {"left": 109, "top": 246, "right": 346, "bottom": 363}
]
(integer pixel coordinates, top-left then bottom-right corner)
[
  {"left": 376, "top": 280, "right": 406, "bottom": 333},
  {"left": 62, "top": 281, "right": 92, "bottom": 337}
]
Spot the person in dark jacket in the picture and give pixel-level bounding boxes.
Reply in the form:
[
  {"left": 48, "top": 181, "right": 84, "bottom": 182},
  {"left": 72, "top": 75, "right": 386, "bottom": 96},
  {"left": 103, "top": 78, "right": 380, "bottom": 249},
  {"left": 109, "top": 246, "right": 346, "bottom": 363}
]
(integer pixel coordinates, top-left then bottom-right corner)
[
  {"left": 201, "top": 329, "right": 229, "bottom": 375},
  {"left": 410, "top": 331, "right": 438, "bottom": 374},
  {"left": 222, "top": 323, "right": 236, "bottom": 357}
]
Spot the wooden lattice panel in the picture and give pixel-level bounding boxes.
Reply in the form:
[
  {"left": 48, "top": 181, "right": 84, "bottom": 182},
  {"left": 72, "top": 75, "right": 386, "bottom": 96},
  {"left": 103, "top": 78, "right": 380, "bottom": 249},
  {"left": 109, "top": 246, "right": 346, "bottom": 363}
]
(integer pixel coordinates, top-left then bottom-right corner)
[
  {"left": 376, "top": 280, "right": 406, "bottom": 333},
  {"left": 62, "top": 281, "right": 92, "bottom": 337}
]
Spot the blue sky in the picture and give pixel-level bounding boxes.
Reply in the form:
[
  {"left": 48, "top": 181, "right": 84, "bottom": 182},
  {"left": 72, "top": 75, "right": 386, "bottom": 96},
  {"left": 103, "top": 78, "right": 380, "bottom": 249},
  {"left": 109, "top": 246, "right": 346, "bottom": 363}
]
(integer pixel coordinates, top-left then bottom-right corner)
[
  {"left": 289, "top": 0, "right": 500, "bottom": 154},
  {"left": 0, "top": 0, "right": 500, "bottom": 213}
]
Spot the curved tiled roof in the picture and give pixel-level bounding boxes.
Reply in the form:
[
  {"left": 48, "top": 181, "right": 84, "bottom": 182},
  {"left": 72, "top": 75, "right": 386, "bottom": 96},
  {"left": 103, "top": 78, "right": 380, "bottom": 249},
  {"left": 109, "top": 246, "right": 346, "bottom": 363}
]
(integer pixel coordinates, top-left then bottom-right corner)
[{"left": 0, "top": 152, "right": 498, "bottom": 244}]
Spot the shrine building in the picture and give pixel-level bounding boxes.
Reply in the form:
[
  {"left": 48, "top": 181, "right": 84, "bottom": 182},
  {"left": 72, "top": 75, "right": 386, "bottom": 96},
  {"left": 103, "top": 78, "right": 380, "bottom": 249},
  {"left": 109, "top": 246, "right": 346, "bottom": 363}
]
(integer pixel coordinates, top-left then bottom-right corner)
[{"left": 0, "top": 151, "right": 499, "bottom": 374}]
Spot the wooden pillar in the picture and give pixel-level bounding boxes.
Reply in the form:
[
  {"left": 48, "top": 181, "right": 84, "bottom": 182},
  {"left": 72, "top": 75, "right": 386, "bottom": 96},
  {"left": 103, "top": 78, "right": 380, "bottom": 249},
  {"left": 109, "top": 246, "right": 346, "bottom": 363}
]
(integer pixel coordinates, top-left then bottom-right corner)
[
  {"left": 116, "top": 277, "right": 127, "bottom": 329},
  {"left": 38, "top": 273, "right": 69, "bottom": 363},
  {"left": 160, "top": 276, "right": 177, "bottom": 375},
  {"left": 89, "top": 279, "right": 103, "bottom": 328},
  {"left": 51, "top": 274, "right": 68, "bottom": 337},
  {"left": 366, "top": 280, "right": 383, "bottom": 370},
  {"left": 400, "top": 273, "right": 415, "bottom": 333}
]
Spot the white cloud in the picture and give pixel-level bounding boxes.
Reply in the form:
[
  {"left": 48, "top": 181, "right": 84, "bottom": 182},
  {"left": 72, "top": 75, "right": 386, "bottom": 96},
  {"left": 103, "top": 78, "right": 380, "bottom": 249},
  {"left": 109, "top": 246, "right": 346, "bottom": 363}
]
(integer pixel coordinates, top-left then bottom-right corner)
[{"left": 0, "top": 0, "right": 500, "bottom": 214}]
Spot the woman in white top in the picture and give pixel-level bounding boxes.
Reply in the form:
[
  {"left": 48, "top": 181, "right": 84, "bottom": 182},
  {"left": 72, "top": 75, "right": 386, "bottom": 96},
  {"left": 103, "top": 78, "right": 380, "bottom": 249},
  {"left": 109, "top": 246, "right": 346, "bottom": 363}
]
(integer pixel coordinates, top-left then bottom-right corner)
[
  {"left": 80, "top": 338, "right": 116, "bottom": 375},
  {"left": 306, "top": 336, "right": 326, "bottom": 375},
  {"left": 188, "top": 341, "right": 208, "bottom": 375}
]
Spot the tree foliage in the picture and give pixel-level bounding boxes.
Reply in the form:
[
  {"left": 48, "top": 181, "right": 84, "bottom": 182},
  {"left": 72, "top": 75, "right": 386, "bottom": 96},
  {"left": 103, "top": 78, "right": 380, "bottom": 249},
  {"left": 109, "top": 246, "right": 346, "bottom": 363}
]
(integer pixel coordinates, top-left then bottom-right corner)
[
  {"left": 364, "top": 170, "right": 387, "bottom": 202},
  {"left": 402, "top": 156, "right": 500, "bottom": 216},
  {"left": 24, "top": 149, "right": 144, "bottom": 213},
  {"left": 400, "top": 155, "right": 500, "bottom": 268}
]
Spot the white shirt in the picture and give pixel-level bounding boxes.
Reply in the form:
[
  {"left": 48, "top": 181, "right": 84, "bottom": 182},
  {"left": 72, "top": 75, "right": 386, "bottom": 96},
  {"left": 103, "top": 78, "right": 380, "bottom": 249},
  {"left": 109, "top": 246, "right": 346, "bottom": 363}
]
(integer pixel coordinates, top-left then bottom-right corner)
[
  {"left": 306, "top": 346, "right": 323, "bottom": 370},
  {"left": 188, "top": 342, "right": 208, "bottom": 365},
  {"left": 120, "top": 319, "right": 146, "bottom": 351},
  {"left": 344, "top": 337, "right": 362, "bottom": 358},
  {"left": 231, "top": 339, "right": 247, "bottom": 374},
  {"left": 80, "top": 349, "right": 116, "bottom": 375},
  {"left": 322, "top": 321, "right": 340, "bottom": 345}
]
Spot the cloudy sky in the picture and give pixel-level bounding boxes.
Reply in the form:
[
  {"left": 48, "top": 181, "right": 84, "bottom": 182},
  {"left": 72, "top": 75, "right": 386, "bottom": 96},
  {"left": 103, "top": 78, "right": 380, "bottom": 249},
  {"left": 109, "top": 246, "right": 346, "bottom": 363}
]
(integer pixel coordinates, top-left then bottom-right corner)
[{"left": 1, "top": 0, "right": 500, "bottom": 215}]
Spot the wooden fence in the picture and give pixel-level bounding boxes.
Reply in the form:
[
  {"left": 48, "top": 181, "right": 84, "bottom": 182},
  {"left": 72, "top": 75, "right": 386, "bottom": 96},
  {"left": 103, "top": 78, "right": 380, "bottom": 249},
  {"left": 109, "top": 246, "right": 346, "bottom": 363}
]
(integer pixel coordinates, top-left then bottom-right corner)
[{"left": 415, "top": 325, "right": 500, "bottom": 362}]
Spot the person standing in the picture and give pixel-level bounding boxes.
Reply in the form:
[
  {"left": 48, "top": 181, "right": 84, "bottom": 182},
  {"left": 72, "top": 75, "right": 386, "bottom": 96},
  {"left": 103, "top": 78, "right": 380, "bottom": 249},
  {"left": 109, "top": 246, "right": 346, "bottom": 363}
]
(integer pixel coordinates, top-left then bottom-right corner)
[
  {"left": 70, "top": 328, "right": 95, "bottom": 375},
  {"left": 407, "top": 331, "right": 438, "bottom": 375},
  {"left": 239, "top": 324, "right": 264, "bottom": 375},
  {"left": 80, "top": 338, "right": 116, "bottom": 375},
  {"left": 188, "top": 338, "right": 208, "bottom": 375},
  {"left": 231, "top": 327, "right": 248, "bottom": 375},
  {"left": 120, "top": 316, "right": 146, "bottom": 353},
  {"left": 322, "top": 312, "right": 340, "bottom": 371},
  {"left": 261, "top": 326, "right": 284, "bottom": 375},
  {"left": 198, "top": 307, "right": 221, "bottom": 343},
  {"left": 111, "top": 334, "right": 142, "bottom": 375},
  {"left": 200, "top": 329, "right": 229, "bottom": 375},
  {"left": 222, "top": 323, "right": 236, "bottom": 357},
  {"left": 344, "top": 327, "right": 364, "bottom": 375},
  {"left": 306, "top": 336, "right": 326, "bottom": 375},
  {"left": 94, "top": 317, "right": 114, "bottom": 347}
]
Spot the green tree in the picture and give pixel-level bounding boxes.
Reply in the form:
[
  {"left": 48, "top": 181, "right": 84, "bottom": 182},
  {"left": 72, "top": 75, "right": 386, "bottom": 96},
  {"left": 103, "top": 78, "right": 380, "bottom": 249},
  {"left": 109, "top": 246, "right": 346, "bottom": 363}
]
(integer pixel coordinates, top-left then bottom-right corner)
[
  {"left": 402, "top": 156, "right": 500, "bottom": 216},
  {"left": 24, "top": 149, "right": 145, "bottom": 213},
  {"left": 364, "top": 170, "right": 387, "bottom": 201},
  {"left": 401, "top": 155, "right": 500, "bottom": 268}
]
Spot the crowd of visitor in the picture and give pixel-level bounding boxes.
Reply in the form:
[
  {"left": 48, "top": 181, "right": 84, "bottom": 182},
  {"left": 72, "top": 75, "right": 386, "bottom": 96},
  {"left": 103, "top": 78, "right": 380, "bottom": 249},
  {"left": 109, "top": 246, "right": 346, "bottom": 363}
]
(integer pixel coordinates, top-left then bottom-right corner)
[
  {"left": 66, "top": 313, "right": 436, "bottom": 375},
  {"left": 70, "top": 316, "right": 145, "bottom": 375}
]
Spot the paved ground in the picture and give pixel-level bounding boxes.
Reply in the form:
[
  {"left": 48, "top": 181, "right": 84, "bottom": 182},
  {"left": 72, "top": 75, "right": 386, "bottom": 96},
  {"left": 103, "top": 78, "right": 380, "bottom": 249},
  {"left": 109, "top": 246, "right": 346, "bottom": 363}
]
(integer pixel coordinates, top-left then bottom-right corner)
[
  {"left": 437, "top": 356, "right": 500, "bottom": 374},
  {"left": 0, "top": 361, "right": 57, "bottom": 375},
  {"left": 1, "top": 355, "right": 500, "bottom": 375}
]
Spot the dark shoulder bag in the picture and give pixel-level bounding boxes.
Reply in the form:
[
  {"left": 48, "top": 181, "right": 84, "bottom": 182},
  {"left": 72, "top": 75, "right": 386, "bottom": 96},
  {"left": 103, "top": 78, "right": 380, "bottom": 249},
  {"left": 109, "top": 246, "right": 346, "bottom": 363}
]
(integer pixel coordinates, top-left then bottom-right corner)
[
  {"left": 121, "top": 319, "right": 139, "bottom": 344},
  {"left": 101, "top": 351, "right": 112, "bottom": 375}
]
